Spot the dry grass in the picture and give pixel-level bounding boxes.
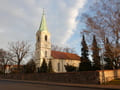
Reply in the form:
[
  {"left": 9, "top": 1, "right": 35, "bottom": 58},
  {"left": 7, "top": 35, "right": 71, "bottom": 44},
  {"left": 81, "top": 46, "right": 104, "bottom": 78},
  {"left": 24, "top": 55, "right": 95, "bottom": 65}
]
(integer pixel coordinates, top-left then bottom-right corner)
[{"left": 107, "top": 79, "right": 120, "bottom": 85}]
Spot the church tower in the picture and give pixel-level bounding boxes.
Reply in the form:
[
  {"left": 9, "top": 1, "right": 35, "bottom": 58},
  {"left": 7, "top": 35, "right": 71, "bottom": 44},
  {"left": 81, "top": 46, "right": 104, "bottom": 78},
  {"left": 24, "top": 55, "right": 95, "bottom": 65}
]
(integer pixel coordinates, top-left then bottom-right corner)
[{"left": 35, "top": 10, "right": 51, "bottom": 70}]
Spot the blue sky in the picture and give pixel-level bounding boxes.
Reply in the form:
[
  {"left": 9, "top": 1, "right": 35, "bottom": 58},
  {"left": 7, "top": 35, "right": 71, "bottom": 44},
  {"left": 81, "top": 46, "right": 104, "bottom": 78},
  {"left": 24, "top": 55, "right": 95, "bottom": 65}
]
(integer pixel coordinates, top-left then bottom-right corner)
[{"left": 0, "top": 0, "right": 95, "bottom": 55}]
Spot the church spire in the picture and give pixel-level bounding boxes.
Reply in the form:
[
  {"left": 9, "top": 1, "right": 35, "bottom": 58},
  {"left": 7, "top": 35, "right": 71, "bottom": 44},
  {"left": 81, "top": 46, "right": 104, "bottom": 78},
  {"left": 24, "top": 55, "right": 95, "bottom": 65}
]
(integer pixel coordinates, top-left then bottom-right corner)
[{"left": 39, "top": 9, "right": 48, "bottom": 31}]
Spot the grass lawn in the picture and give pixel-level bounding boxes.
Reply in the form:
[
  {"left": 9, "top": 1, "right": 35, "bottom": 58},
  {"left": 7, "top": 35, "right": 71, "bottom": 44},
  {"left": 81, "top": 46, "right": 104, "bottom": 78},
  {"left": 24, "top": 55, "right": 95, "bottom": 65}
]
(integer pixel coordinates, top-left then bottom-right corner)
[{"left": 107, "top": 79, "right": 120, "bottom": 85}]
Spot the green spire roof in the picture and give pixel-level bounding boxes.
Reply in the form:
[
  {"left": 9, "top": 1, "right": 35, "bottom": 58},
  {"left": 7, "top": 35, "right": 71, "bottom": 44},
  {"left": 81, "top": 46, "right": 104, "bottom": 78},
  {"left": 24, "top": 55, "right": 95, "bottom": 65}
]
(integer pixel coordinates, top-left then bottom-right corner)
[{"left": 39, "top": 9, "right": 48, "bottom": 31}]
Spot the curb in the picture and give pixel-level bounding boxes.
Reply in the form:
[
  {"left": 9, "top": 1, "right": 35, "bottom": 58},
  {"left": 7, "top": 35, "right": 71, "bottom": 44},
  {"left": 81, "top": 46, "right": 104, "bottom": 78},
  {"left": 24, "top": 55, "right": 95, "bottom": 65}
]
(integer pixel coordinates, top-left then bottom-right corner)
[{"left": 1, "top": 79, "right": 120, "bottom": 90}]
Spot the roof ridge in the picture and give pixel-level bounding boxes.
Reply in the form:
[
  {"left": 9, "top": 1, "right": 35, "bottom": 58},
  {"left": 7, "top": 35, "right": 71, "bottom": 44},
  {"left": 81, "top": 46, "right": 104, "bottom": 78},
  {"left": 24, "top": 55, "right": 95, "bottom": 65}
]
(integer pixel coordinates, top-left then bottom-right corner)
[
  {"left": 52, "top": 50, "right": 72, "bottom": 54},
  {"left": 51, "top": 50, "right": 78, "bottom": 55},
  {"left": 51, "top": 50, "right": 80, "bottom": 60}
]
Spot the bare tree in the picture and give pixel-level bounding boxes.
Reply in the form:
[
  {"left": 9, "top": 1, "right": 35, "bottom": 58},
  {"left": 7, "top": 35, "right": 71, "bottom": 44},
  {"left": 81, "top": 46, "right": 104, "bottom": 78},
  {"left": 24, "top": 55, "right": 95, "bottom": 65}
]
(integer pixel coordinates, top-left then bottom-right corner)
[
  {"left": 51, "top": 44, "right": 76, "bottom": 53},
  {"left": 24, "top": 58, "right": 36, "bottom": 73},
  {"left": 81, "top": 0, "right": 120, "bottom": 69},
  {"left": 51, "top": 44, "right": 62, "bottom": 51},
  {"left": 0, "top": 49, "right": 14, "bottom": 74},
  {"left": 8, "top": 41, "right": 31, "bottom": 70}
]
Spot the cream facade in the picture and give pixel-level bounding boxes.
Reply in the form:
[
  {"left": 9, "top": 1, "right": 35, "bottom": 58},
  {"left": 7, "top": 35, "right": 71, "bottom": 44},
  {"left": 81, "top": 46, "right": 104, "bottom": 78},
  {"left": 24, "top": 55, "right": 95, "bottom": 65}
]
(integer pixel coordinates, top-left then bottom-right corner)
[
  {"left": 35, "top": 11, "right": 51, "bottom": 69},
  {"left": 35, "top": 30, "right": 51, "bottom": 68},
  {"left": 35, "top": 11, "right": 80, "bottom": 72},
  {"left": 51, "top": 59, "right": 80, "bottom": 72}
]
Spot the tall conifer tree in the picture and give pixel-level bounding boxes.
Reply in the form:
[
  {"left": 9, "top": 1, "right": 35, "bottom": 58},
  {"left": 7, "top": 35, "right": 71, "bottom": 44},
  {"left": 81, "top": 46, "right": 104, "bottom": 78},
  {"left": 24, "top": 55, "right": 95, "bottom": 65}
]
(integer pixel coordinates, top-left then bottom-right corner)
[
  {"left": 104, "top": 38, "right": 114, "bottom": 69},
  {"left": 40, "top": 59, "right": 48, "bottom": 73},
  {"left": 48, "top": 60, "right": 54, "bottom": 72},
  {"left": 92, "top": 35, "right": 101, "bottom": 70},
  {"left": 78, "top": 35, "right": 92, "bottom": 71}
]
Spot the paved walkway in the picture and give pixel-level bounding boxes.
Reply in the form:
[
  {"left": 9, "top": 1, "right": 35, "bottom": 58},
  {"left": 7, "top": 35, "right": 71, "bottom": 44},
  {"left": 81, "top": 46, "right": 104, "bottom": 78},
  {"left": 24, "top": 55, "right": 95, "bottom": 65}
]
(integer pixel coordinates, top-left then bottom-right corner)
[{"left": 1, "top": 79, "right": 120, "bottom": 90}]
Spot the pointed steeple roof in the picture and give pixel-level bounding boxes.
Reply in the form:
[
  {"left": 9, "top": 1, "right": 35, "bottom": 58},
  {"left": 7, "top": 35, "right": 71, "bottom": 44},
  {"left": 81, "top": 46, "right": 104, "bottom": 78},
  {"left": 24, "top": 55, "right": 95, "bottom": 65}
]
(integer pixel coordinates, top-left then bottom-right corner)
[{"left": 39, "top": 9, "right": 48, "bottom": 31}]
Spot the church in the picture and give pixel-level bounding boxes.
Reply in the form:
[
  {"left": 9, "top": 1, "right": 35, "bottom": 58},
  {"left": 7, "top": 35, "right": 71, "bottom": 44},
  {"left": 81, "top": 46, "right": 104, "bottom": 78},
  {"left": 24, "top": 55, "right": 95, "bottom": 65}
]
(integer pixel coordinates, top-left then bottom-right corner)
[{"left": 35, "top": 11, "right": 81, "bottom": 72}]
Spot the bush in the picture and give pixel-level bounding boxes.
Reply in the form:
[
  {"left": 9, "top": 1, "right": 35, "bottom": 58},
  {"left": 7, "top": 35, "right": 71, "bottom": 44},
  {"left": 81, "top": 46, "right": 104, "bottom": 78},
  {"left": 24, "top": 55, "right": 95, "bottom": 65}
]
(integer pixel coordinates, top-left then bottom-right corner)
[
  {"left": 78, "top": 61, "right": 92, "bottom": 71},
  {"left": 64, "top": 64, "right": 77, "bottom": 72},
  {"left": 0, "top": 70, "right": 3, "bottom": 74},
  {"left": 24, "top": 59, "right": 36, "bottom": 73}
]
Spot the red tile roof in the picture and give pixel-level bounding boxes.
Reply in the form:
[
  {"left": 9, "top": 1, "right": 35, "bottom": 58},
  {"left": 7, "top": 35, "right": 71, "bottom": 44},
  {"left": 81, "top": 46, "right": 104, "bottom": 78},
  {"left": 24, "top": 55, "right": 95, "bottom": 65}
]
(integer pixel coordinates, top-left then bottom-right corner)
[{"left": 51, "top": 51, "right": 80, "bottom": 60}]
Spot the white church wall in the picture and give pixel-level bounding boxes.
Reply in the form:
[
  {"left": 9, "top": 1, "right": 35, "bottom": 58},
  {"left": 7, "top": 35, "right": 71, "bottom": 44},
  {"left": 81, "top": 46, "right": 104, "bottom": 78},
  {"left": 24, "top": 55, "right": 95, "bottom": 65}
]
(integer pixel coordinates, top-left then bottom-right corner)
[
  {"left": 35, "top": 30, "right": 51, "bottom": 69},
  {"left": 65, "top": 60, "right": 80, "bottom": 67},
  {"left": 35, "top": 11, "right": 81, "bottom": 73},
  {"left": 51, "top": 59, "right": 80, "bottom": 73}
]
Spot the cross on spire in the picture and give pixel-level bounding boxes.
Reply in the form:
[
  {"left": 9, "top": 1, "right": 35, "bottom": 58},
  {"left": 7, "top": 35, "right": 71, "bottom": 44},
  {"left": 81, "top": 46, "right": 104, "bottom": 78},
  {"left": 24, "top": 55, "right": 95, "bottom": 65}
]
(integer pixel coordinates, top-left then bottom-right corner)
[{"left": 43, "top": 8, "right": 45, "bottom": 15}]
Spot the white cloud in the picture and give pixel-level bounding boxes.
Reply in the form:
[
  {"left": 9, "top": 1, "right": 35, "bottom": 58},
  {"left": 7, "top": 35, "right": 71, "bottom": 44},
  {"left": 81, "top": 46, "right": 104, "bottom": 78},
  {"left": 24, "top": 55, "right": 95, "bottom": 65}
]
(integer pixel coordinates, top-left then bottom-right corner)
[
  {"left": 62, "top": 0, "right": 86, "bottom": 44},
  {"left": 48, "top": 0, "right": 86, "bottom": 45},
  {"left": 0, "top": 0, "right": 87, "bottom": 49}
]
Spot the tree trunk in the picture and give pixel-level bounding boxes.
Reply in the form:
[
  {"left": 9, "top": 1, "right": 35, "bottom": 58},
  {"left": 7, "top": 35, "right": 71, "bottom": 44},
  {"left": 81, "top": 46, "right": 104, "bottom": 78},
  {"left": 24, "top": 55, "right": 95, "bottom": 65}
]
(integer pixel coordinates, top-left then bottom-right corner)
[{"left": 17, "top": 60, "right": 21, "bottom": 72}]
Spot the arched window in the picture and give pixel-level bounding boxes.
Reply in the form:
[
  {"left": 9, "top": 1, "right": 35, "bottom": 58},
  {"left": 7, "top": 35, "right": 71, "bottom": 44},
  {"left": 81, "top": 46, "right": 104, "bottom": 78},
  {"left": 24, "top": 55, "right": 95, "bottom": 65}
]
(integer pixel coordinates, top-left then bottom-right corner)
[
  {"left": 37, "top": 36, "right": 40, "bottom": 42},
  {"left": 58, "top": 63, "right": 60, "bottom": 72},
  {"left": 45, "top": 51, "right": 47, "bottom": 57},
  {"left": 45, "top": 35, "right": 47, "bottom": 41}
]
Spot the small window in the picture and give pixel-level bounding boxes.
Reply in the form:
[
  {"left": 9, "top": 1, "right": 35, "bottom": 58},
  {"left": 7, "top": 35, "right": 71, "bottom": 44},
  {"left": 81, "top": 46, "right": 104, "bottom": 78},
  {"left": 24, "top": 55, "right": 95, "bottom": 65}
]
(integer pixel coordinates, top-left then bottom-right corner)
[
  {"left": 45, "top": 51, "right": 47, "bottom": 57},
  {"left": 45, "top": 35, "right": 47, "bottom": 41},
  {"left": 58, "top": 63, "right": 60, "bottom": 72},
  {"left": 38, "top": 36, "right": 40, "bottom": 42}
]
